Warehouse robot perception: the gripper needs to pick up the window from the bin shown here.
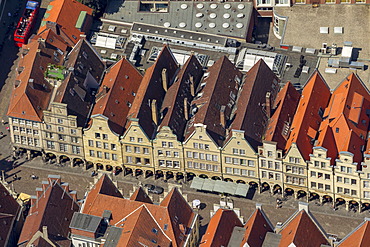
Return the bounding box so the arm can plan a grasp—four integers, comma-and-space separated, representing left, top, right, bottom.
59, 143, 67, 152
310, 171, 316, 177
364, 191, 370, 199
135, 147, 140, 153
194, 162, 200, 169
27, 137, 33, 146
127, 156, 133, 163
292, 166, 298, 174
364, 181, 370, 188
240, 159, 246, 165
97, 151, 102, 158
286, 176, 292, 183
226, 167, 232, 174
88, 140, 94, 147
162, 142, 167, 147
168, 142, 173, 148
351, 190, 357, 196
325, 185, 330, 191
199, 153, 205, 160
174, 161, 180, 168
261, 160, 266, 167
233, 158, 239, 165
126, 146, 132, 152
13, 126, 19, 131
295, 158, 300, 164
89, 150, 95, 157
268, 161, 273, 169
248, 160, 255, 167
318, 172, 323, 178
262, 171, 267, 178
233, 168, 240, 175
105, 152, 110, 159
102, 134, 108, 140
341, 166, 346, 172
112, 154, 117, 161
129, 137, 135, 142
193, 143, 198, 149
269, 172, 274, 179
240, 149, 245, 155
187, 161, 193, 168
193, 152, 199, 159
58, 127, 64, 132
14, 135, 20, 143
26, 120, 32, 126
47, 141, 55, 149
159, 160, 166, 167
205, 144, 209, 150
344, 178, 350, 184
21, 136, 26, 145
144, 148, 149, 154
57, 119, 63, 124
166, 151, 171, 157
71, 129, 77, 135
58, 134, 66, 141
136, 157, 141, 164
298, 168, 304, 174
321, 162, 326, 168
34, 139, 40, 147
248, 170, 255, 177
95, 133, 101, 139
187, 151, 192, 158
19, 120, 25, 124
299, 178, 304, 185
351, 179, 357, 185
72, 145, 81, 154
233, 148, 238, 154
325, 174, 330, 180
276, 173, 281, 180
318, 183, 323, 189
26, 128, 32, 134
314, 161, 319, 167
96, 141, 102, 148
289, 157, 294, 163
213, 165, 219, 172
344, 188, 350, 194
225, 157, 231, 163
111, 144, 116, 150
267, 151, 273, 157
71, 137, 78, 143
20, 127, 25, 133
275, 162, 280, 170
337, 187, 343, 193
13, 118, 18, 123
138, 138, 143, 143
212, 155, 218, 161
286, 165, 292, 172
347, 167, 353, 174
337, 176, 342, 182
311, 182, 317, 188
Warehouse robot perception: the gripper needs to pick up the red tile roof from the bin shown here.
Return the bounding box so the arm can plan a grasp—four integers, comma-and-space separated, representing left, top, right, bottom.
316, 73, 370, 164
91, 58, 143, 135
130, 186, 153, 204
184, 56, 241, 146
229, 59, 280, 149
83, 184, 196, 247
159, 55, 203, 141
126, 45, 179, 138
338, 219, 370, 247
278, 210, 328, 247
285, 71, 331, 160
241, 207, 274, 247
200, 208, 243, 247
7, 34, 67, 122
38, 0, 92, 45
265, 82, 300, 150
18, 176, 80, 247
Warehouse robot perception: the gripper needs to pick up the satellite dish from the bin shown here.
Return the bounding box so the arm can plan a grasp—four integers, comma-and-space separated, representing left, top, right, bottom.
210, 3, 217, 9
196, 3, 204, 9
164, 22, 171, 28
223, 13, 231, 19
209, 13, 217, 19
236, 23, 244, 29
196, 13, 204, 18
209, 23, 216, 28
195, 22, 202, 28
180, 4, 188, 9
238, 4, 245, 9
224, 3, 231, 9
222, 23, 230, 28
179, 22, 186, 28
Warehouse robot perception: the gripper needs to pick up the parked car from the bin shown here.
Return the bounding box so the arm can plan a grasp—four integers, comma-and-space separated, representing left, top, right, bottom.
144, 184, 164, 194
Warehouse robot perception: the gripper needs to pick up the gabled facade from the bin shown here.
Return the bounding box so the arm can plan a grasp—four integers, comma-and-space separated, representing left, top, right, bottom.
83, 58, 143, 171
222, 130, 258, 184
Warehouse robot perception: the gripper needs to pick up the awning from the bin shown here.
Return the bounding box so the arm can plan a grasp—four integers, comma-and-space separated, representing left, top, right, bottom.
201, 179, 215, 191
235, 183, 250, 196
190, 177, 204, 190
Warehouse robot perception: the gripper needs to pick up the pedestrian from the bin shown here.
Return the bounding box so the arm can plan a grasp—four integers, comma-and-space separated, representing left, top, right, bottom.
6, 127, 9, 131
1, 119, 4, 125
13, 174, 17, 180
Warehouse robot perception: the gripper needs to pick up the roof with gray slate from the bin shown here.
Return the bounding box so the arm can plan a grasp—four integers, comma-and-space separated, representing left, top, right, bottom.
69, 212, 102, 233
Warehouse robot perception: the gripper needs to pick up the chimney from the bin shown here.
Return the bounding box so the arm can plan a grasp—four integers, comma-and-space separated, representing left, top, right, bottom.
190, 75, 195, 97
256, 203, 263, 210
220, 105, 226, 128
70, 191, 77, 202
42, 226, 48, 239
36, 188, 43, 199
48, 175, 61, 185
61, 183, 70, 199
266, 92, 271, 118
298, 201, 309, 212
162, 68, 168, 92
184, 98, 189, 120
29, 79, 35, 89
30, 195, 37, 208
151, 99, 158, 125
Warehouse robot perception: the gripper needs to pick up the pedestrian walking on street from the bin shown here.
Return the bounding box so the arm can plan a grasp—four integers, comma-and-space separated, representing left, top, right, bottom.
1, 120, 4, 125
13, 174, 17, 180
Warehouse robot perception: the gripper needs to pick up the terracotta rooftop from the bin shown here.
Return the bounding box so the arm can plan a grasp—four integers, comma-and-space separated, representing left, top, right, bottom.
129, 186, 153, 204
229, 59, 280, 149
241, 206, 274, 247
0, 183, 21, 247
91, 58, 143, 135
337, 218, 370, 247
265, 82, 300, 150
158, 55, 203, 141
184, 56, 241, 147
126, 45, 179, 139
82, 177, 196, 247
199, 208, 243, 247
7, 34, 67, 122
18, 175, 79, 247
278, 206, 328, 247
53, 38, 105, 127
316, 73, 370, 165
38, 0, 92, 45
285, 71, 331, 160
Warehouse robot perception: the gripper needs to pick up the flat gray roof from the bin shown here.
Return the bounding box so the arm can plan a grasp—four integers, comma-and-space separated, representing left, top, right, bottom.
69, 212, 102, 233
261, 232, 281, 247
228, 226, 246, 247
104, 0, 253, 39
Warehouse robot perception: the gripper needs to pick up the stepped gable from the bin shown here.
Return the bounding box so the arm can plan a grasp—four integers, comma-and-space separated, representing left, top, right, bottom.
126, 45, 179, 138
230, 59, 280, 149
91, 58, 143, 135
285, 71, 331, 160
18, 175, 79, 247
265, 82, 300, 150
184, 56, 241, 147
159, 55, 203, 141
316, 73, 370, 164
241, 206, 274, 247
130, 186, 153, 204
200, 208, 243, 247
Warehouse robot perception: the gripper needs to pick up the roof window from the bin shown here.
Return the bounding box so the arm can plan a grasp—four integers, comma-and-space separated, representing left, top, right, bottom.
152, 228, 158, 234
